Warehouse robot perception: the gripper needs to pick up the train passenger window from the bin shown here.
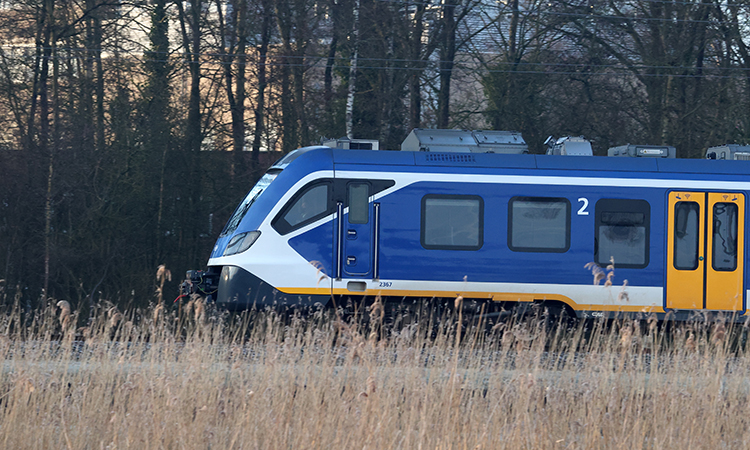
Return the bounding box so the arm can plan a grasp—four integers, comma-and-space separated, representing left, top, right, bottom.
595, 199, 650, 268
284, 185, 329, 227
348, 183, 369, 224
421, 195, 483, 250
673, 202, 700, 270
508, 197, 570, 252
272, 182, 332, 234
713, 202, 738, 271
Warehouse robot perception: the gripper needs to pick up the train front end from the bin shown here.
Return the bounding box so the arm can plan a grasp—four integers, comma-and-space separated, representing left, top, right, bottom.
183, 147, 335, 310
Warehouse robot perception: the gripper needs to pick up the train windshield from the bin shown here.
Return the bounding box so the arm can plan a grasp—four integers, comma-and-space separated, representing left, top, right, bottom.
220, 170, 279, 236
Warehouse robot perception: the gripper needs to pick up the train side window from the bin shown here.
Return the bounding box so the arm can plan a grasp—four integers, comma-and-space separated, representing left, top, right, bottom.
713, 202, 738, 271
595, 199, 650, 268
508, 197, 570, 252
421, 195, 483, 250
348, 183, 370, 224
272, 182, 332, 234
674, 202, 700, 270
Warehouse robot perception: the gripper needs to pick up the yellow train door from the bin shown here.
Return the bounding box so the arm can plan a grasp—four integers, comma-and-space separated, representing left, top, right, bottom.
666, 191, 745, 311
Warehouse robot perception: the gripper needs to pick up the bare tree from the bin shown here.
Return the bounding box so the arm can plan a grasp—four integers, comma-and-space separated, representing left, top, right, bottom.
216, 0, 250, 157
345, 0, 359, 138
435, 0, 486, 128
274, 0, 320, 150
251, 0, 273, 164
559, 0, 724, 154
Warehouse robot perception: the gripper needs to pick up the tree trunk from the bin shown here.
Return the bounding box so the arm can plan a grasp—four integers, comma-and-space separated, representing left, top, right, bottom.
40, 0, 54, 301
324, 0, 338, 137
186, 0, 202, 263
437, 0, 456, 128
346, 0, 360, 138
187, 0, 202, 155
292, 5, 309, 146
408, 1, 424, 130
228, 0, 248, 156
645, 0, 666, 144
276, 0, 297, 152
94, 5, 105, 154
217, 0, 248, 172
252, 0, 271, 164
234, 0, 247, 155
146, 0, 171, 255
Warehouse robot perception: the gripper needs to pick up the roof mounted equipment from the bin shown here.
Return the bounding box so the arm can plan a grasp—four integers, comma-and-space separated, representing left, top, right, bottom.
545, 136, 593, 156
706, 144, 750, 160
400, 129, 528, 154
608, 144, 676, 158
321, 136, 379, 150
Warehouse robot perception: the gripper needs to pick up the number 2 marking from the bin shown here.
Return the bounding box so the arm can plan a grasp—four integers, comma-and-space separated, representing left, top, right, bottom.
577, 198, 589, 215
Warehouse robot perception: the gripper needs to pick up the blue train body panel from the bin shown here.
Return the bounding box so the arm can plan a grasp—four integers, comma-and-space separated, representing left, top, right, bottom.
372, 181, 664, 287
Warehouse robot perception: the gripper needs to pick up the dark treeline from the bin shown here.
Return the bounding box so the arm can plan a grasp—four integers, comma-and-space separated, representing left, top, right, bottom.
1, 0, 750, 312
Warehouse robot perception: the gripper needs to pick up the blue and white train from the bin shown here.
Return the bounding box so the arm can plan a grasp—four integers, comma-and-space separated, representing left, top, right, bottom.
187, 141, 750, 321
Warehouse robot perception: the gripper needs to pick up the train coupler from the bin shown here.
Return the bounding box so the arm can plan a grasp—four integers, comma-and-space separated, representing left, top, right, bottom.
179, 267, 220, 303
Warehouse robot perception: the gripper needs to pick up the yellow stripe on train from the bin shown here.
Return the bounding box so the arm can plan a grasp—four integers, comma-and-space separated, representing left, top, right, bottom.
275, 287, 667, 314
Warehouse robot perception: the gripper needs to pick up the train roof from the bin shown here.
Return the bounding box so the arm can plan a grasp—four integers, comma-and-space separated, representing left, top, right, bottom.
328, 148, 750, 176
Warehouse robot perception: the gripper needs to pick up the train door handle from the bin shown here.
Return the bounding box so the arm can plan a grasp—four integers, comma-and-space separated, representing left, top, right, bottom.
347, 229, 357, 239
347, 256, 357, 265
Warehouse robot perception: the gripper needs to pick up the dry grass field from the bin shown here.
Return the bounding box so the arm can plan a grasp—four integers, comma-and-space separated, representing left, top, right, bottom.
2, 298, 750, 449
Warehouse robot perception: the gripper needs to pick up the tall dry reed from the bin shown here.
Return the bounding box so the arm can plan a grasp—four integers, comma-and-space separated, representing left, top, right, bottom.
0, 300, 749, 449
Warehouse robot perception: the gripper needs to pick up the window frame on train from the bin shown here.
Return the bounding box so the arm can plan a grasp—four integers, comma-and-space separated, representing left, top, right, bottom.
420, 194, 484, 251
272, 180, 334, 235
673, 201, 701, 271
347, 182, 370, 224
507, 196, 571, 253
595, 198, 650, 269
712, 201, 739, 272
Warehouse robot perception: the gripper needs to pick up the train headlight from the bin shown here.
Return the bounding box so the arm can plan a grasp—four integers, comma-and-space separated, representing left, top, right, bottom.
223, 230, 261, 256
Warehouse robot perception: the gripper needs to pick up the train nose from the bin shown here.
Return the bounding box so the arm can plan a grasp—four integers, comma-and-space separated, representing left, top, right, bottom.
216, 265, 332, 311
